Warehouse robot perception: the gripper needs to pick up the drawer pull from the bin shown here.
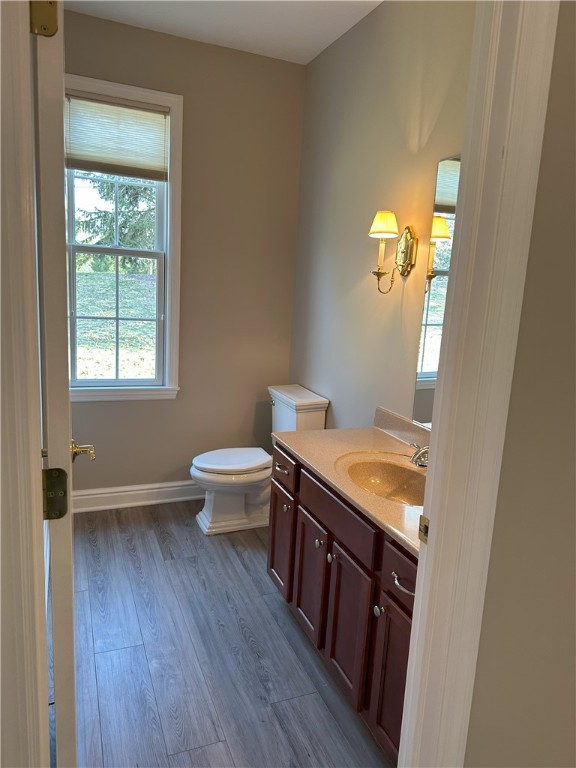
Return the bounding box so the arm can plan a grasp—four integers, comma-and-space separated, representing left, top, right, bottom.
327, 552, 337, 563
275, 462, 289, 475
282, 504, 290, 513
314, 538, 324, 549
392, 570, 415, 597
373, 605, 387, 618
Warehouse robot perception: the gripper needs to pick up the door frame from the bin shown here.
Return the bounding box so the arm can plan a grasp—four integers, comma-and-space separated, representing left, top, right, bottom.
1, 3, 50, 766
400, 2, 559, 765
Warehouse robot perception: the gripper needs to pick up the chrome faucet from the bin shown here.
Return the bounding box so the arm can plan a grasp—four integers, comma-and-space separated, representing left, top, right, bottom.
410, 443, 429, 467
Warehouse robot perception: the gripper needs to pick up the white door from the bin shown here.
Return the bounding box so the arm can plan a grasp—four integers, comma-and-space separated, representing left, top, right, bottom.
1, 3, 77, 766
34, 3, 78, 766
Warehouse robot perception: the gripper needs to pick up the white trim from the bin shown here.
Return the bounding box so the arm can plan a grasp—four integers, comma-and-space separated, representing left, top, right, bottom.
0, 4, 50, 764
71, 385, 180, 402
65, 74, 183, 395
72, 480, 204, 513
414, 377, 436, 391
400, 3, 560, 767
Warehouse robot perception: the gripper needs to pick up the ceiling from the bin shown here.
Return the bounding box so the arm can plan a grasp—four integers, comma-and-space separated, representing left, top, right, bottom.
64, 1, 382, 65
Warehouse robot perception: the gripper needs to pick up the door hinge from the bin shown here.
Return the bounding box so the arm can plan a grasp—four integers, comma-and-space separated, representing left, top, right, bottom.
42, 467, 68, 520
30, 1, 58, 37
419, 514, 429, 544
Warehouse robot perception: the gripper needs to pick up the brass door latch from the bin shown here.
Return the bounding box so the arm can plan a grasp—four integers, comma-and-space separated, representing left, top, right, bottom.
70, 439, 96, 462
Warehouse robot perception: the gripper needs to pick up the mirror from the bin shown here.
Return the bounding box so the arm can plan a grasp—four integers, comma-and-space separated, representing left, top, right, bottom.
413, 156, 461, 425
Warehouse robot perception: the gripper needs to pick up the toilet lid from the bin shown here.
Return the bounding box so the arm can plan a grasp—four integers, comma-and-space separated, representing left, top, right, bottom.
193, 447, 272, 475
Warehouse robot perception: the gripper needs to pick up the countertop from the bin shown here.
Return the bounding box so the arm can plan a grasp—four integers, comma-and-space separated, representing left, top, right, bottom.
273, 409, 430, 557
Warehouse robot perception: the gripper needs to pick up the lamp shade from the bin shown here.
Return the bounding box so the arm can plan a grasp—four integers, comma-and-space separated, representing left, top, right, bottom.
368, 210, 399, 239
430, 215, 450, 241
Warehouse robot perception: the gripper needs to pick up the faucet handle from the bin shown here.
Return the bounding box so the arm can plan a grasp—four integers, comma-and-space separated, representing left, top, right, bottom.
409, 443, 429, 467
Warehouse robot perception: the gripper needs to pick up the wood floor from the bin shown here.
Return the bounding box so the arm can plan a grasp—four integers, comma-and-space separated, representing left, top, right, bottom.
73, 502, 389, 768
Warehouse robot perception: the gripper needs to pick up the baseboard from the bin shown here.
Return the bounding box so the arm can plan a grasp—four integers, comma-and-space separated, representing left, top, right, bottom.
72, 480, 204, 513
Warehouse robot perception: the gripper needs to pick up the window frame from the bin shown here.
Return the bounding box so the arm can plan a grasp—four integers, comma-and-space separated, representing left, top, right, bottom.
65, 75, 182, 402
416, 209, 456, 385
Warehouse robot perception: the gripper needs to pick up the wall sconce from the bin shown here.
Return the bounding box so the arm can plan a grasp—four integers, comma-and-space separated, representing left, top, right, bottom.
368, 210, 418, 294
426, 215, 450, 292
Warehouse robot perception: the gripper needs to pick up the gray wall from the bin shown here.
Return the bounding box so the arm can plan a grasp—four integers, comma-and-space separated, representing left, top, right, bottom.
290, 1, 475, 427
412, 385, 434, 425
64, 12, 305, 490
465, 3, 576, 764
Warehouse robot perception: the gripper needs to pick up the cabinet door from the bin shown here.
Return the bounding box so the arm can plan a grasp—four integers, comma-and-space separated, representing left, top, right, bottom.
291, 506, 329, 647
366, 591, 412, 763
324, 541, 373, 710
267, 479, 296, 600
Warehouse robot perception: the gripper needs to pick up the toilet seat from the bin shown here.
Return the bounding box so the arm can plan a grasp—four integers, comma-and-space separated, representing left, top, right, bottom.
190, 464, 272, 489
193, 447, 272, 475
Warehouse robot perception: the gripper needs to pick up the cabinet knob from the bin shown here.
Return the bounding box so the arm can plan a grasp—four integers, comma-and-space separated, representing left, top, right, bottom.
314, 538, 324, 549
282, 504, 290, 512
327, 552, 337, 563
373, 605, 386, 617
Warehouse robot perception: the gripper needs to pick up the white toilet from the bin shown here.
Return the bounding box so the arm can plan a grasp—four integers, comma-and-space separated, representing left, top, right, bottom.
190, 384, 329, 535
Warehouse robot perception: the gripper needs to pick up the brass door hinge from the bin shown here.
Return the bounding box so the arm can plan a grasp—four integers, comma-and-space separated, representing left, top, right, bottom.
42, 467, 68, 520
419, 514, 429, 544
30, 1, 58, 37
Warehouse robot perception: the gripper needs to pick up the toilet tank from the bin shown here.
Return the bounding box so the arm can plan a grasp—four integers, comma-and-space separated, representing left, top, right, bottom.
268, 384, 329, 433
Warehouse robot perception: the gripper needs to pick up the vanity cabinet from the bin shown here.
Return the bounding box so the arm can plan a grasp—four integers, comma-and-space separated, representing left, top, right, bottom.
293, 469, 377, 710
267, 447, 418, 765
366, 592, 412, 758
267, 446, 299, 601
324, 540, 373, 710
292, 505, 329, 645
364, 535, 417, 762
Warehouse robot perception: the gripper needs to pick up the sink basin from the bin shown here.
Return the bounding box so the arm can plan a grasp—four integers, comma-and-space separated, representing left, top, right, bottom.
335, 452, 426, 506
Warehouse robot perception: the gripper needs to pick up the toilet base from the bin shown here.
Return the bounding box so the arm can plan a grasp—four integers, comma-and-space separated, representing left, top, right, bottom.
196, 488, 269, 536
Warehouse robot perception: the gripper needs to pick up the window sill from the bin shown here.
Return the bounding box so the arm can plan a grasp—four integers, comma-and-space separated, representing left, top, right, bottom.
70, 386, 179, 402
416, 377, 437, 390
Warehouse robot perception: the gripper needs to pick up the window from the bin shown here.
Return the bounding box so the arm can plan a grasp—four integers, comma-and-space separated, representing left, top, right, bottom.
416, 157, 460, 383
416, 211, 455, 380
65, 76, 182, 401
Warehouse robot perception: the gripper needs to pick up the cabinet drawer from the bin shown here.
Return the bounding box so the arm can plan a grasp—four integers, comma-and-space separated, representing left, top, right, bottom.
272, 445, 299, 494
380, 538, 417, 615
300, 470, 377, 570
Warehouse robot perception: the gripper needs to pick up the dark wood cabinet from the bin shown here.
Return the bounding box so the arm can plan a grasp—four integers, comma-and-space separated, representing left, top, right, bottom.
267, 445, 301, 600
266, 446, 418, 766
366, 592, 412, 762
267, 478, 296, 600
293, 470, 376, 709
291, 506, 329, 646
324, 541, 373, 710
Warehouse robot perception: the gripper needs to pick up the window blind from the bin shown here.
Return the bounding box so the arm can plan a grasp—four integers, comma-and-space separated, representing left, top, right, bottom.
434, 159, 460, 210
65, 96, 169, 181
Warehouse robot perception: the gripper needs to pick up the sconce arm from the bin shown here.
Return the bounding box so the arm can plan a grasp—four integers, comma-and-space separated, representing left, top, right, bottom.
372, 266, 397, 295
